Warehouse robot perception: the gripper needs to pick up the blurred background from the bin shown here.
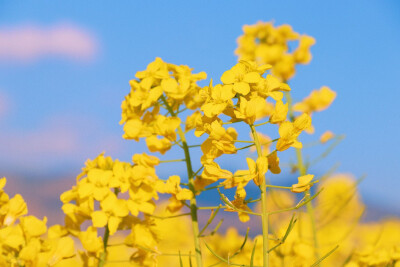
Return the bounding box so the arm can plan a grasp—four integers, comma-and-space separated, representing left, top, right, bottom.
0, 0, 399, 226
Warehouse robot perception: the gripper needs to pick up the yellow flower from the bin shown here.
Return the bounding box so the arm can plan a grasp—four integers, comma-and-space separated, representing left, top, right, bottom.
235, 21, 315, 81
0, 177, 6, 190
185, 110, 202, 131
3, 194, 28, 226
145, 135, 172, 154
200, 121, 237, 163
155, 175, 193, 204
291, 174, 315, 193
234, 96, 267, 125
19, 238, 41, 264
220, 61, 261, 95
201, 82, 235, 118
123, 119, 147, 141
225, 194, 252, 223
132, 153, 160, 168
153, 115, 181, 141
128, 79, 163, 111
254, 75, 291, 101
269, 100, 288, 124
127, 222, 158, 249
47, 225, 68, 239
293, 86, 336, 114
99, 193, 129, 235
91, 211, 108, 228
20, 215, 47, 237
247, 157, 269, 186
293, 35, 316, 64
276, 113, 311, 151
79, 226, 103, 253
272, 54, 296, 81
320, 130, 335, 143
267, 151, 281, 174
161, 78, 190, 100
46, 236, 75, 266
201, 162, 233, 182
250, 132, 272, 156
135, 57, 170, 89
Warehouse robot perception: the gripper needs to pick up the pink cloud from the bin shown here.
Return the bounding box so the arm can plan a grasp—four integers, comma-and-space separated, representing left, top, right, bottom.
0, 123, 79, 157
0, 114, 123, 171
0, 23, 98, 62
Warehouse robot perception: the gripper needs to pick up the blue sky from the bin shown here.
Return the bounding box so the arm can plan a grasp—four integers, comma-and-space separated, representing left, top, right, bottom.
0, 0, 399, 213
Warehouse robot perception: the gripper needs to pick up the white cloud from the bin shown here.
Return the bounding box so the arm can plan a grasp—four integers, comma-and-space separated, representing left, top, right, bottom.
0, 23, 98, 62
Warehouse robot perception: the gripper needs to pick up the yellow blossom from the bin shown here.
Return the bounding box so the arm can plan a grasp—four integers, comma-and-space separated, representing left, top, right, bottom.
267, 151, 281, 174
20, 215, 47, 237
234, 96, 267, 125
185, 110, 202, 131
79, 226, 103, 253
225, 194, 252, 223
3, 194, 28, 226
146, 135, 172, 154
293, 86, 336, 114
320, 130, 335, 143
291, 174, 315, 193
236, 21, 314, 80
132, 152, 160, 168
276, 113, 311, 151
46, 236, 75, 266
201, 162, 233, 182
220, 61, 261, 95
201, 82, 235, 118
269, 100, 288, 124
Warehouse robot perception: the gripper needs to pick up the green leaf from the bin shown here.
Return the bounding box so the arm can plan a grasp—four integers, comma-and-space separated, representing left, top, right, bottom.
310, 245, 339, 267
198, 206, 221, 237
179, 251, 184, 267
268, 214, 297, 253
250, 239, 258, 267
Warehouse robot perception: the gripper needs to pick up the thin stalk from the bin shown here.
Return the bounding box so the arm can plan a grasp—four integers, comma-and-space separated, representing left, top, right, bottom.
286, 91, 320, 263
159, 159, 186, 163
98, 188, 119, 267
236, 143, 256, 151
253, 121, 270, 127
177, 125, 203, 267
98, 226, 110, 267
149, 213, 191, 220
198, 206, 222, 210
161, 95, 203, 267
250, 124, 269, 267
266, 185, 292, 190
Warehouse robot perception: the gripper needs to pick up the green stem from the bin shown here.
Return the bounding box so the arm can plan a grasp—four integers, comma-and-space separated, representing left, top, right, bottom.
98, 226, 110, 267
250, 124, 269, 267
286, 91, 320, 263
178, 126, 203, 267
149, 213, 191, 220
266, 185, 292, 190
159, 159, 186, 163
253, 121, 270, 127
161, 95, 203, 267
98, 188, 119, 267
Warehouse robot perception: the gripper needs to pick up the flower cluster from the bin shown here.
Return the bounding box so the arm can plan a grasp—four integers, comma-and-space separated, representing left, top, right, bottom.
121, 57, 206, 154
3, 20, 395, 267
0, 177, 75, 266
190, 59, 315, 223
235, 21, 315, 80
59, 152, 166, 266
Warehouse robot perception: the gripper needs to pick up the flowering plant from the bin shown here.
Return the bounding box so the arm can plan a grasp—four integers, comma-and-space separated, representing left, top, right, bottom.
1, 21, 399, 267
